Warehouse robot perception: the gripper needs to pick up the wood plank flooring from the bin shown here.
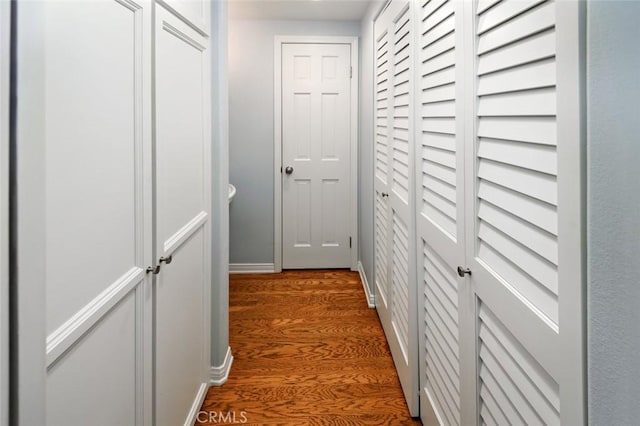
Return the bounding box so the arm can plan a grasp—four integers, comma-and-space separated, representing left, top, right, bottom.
197, 270, 422, 425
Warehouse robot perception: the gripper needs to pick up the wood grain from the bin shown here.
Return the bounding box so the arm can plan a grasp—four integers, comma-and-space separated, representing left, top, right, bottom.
197, 270, 422, 425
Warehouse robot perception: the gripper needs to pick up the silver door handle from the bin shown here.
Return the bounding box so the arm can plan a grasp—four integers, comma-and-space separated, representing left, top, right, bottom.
285, 166, 294, 175
159, 255, 172, 265
146, 265, 161, 275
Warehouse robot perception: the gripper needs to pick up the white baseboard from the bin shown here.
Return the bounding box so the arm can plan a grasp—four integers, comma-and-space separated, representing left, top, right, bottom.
357, 261, 375, 308
229, 263, 275, 274
184, 382, 209, 426
209, 346, 233, 386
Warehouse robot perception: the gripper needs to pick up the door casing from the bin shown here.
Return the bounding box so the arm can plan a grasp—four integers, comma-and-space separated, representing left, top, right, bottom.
274, 35, 359, 273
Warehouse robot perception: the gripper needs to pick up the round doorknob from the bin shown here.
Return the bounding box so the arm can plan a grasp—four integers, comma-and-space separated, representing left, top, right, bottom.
285, 166, 294, 175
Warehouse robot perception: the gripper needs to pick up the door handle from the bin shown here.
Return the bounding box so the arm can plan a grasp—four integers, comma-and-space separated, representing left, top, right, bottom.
457, 266, 471, 277
285, 166, 294, 175
146, 255, 173, 275
146, 265, 161, 275
381, 192, 389, 198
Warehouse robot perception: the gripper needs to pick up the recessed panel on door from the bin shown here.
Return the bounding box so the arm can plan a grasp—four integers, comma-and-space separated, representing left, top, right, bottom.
47, 294, 138, 426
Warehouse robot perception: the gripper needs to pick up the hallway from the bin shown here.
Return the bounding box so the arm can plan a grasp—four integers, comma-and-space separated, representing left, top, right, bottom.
198, 270, 421, 425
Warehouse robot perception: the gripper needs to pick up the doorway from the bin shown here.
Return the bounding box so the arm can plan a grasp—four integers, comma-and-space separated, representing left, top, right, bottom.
274, 36, 359, 271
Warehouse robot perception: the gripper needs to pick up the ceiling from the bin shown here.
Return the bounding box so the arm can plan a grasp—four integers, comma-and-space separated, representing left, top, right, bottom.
228, 0, 379, 21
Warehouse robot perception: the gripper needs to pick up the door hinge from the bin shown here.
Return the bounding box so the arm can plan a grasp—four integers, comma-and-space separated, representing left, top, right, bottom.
350, 66, 353, 79
349, 237, 352, 248
280, 166, 283, 173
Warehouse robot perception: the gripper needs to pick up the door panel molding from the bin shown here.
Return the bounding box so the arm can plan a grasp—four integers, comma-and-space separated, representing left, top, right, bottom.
156, 0, 209, 37
274, 35, 359, 272
46, 267, 145, 367
162, 211, 208, 256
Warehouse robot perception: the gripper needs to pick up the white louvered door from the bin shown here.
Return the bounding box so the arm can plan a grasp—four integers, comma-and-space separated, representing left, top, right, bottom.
415, 0, 472, 424
374, 0, 419, 416
374, 17, 391, 326
410, 0, 585, 424
463, 1, 584, 425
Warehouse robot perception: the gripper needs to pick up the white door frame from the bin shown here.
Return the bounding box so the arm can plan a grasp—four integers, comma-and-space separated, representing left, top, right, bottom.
0, 2, 11, 425
274, 35, 359, 273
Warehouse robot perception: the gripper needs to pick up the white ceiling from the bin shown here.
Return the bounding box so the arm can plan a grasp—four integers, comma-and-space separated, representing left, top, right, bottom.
228, 0, 379, 21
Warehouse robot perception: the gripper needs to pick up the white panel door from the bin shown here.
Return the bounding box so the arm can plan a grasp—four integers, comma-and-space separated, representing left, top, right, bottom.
465, 1, 584, 424
42, 1, 153, 425
415, 1, 472, 424
374, 0, 419, 416
154, 5, 211, 426
281, 43, 352, 269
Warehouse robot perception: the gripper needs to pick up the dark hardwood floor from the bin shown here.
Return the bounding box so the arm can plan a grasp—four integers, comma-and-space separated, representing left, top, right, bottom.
197, 270, 422, 425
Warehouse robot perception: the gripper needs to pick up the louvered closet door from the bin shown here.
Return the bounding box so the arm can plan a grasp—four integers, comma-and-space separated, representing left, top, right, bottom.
415, 0, 473, 424
464, 1, 584, 424
374, 16, 391, 328
374, 0, 419, 416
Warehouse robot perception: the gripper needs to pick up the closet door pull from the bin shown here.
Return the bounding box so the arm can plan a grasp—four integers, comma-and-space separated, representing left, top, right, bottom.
457, 266, 471, 277
381, 192, 389, 198
159, 255, 173, 265
146, 265, 161, 275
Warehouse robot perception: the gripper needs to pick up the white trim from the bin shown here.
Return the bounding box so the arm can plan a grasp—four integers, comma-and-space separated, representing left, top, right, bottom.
273, 35, 359, 273
0, 3, 10, 424
183, 382, 210, 426
357, 261, 375, 308
46, 267, 146, 367
155, 0, 210, 38
15, 2, 47, 422
209, 346, 233, 386
162, 210, 207, 255
229, 263, 275, 274
556, 2, 587, 424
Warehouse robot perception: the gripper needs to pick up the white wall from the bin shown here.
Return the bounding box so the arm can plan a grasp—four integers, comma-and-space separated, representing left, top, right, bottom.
228, 19, 361, 265
587, 1, 640, 424
358, 1, 383, 296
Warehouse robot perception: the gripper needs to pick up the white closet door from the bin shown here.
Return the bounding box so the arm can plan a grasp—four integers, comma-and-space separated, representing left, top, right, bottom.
374, 17, 392, 336
374, 0, 419, 415
154, 5, 211, 426
42, 1, 153, 425
374, 12, 392, 340
415, 0, 474, 424
465, 1, 584, 424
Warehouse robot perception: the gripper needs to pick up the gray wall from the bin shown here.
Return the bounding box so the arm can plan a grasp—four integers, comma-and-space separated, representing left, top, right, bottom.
358, 2, 382, 294
587, 2, 640, 424
228, 19, 361, 264
211, 0, 230, 367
